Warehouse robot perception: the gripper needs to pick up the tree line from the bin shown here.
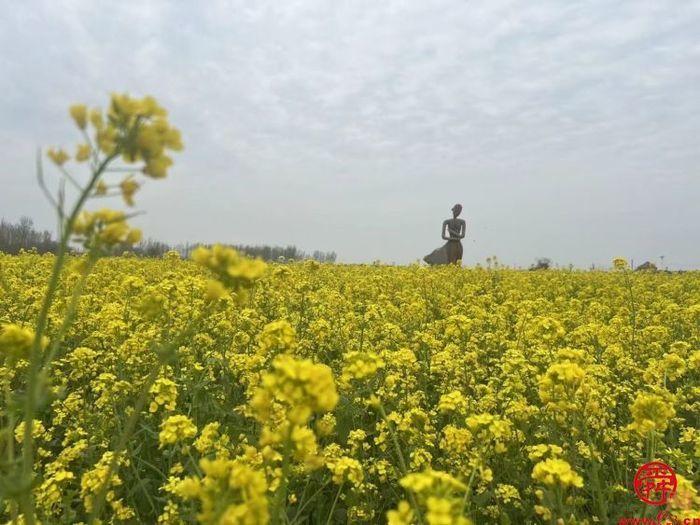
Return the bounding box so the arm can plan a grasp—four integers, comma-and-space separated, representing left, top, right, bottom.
0, 217, 337, 263
0, 217, 58, 254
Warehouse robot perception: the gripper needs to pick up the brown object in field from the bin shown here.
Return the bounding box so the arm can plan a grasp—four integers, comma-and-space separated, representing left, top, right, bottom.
635, 261, 658, 271
424, 204, 466, 266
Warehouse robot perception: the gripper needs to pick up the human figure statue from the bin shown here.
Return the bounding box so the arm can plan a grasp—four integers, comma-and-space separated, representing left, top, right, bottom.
423, 204, 465, 265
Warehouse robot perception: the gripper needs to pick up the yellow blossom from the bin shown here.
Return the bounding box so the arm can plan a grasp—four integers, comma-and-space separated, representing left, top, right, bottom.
159, 415, 197, 447
69, 104, 88, 129
119, 176, 140, 206
76, 143, 91, 162
47, 147, 70, 166
532, 458, 583, 488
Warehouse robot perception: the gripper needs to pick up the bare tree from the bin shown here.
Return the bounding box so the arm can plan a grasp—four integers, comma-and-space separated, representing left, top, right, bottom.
0, 217, 58, 254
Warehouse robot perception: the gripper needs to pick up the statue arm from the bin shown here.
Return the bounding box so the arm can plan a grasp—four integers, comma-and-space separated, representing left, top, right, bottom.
441, 220, 449, 240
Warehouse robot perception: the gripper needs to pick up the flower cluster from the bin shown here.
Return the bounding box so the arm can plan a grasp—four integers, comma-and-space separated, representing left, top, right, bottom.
73, 208, 142, 248
159, 415, 198, 448
191, 244, 268, 301
150, 377, 178, 413
176, 458, 269, 524
531, 458, 584, 488
389, 470, 472, 525
63, 94, 182, 178
0, 323, 47, 361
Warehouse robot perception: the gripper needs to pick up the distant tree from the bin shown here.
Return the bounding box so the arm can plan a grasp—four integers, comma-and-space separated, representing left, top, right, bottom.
171, 242, 336, 263
133, 238, 173, 258
1, 216, 337, 262
311, 250, 337, 263
0, 217, 58, 254
635, 261, 658, 272
529, 257, 552, 270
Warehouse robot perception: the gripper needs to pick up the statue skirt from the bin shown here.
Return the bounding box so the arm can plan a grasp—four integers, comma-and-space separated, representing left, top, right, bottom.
423, 240, 462, 265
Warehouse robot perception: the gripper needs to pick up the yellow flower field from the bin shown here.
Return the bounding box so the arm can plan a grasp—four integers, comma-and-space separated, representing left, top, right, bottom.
1, 254, 699, 524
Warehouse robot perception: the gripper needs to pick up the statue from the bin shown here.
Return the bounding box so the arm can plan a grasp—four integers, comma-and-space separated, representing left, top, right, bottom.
423, 204, 465, 265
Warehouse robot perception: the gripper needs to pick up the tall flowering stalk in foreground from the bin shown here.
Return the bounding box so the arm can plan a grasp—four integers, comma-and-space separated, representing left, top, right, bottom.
7, 94, 182, 524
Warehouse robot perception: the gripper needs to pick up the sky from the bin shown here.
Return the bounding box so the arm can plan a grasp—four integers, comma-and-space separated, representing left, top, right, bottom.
1, 0, 699, 268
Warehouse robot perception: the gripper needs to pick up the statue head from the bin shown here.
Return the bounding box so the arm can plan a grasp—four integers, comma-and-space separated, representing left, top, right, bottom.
452, 203, 462, 218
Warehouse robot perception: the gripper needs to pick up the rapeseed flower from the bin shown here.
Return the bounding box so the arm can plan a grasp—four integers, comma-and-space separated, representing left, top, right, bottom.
0, 323, 47, 361
531, 458, 583, 488
628, 389, 676, 435
159, 415, 197, 447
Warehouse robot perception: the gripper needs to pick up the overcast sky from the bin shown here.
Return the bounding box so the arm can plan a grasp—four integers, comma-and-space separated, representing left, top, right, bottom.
2, 1, 699, 268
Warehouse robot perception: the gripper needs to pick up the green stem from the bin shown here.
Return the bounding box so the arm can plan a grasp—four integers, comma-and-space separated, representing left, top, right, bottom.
128, 453, 157, 517
5, 373, 19, 525
324, 483, 343, 525
623, 271, 637, 353
87, 363, 162, 524
186, 448, 203, 477
576, 414, 608, 524
377, 403, 425, 525
555, 487, 564, 523
460, 466, 478, 514
291, 479, 331, 525
272, 426, 294, 525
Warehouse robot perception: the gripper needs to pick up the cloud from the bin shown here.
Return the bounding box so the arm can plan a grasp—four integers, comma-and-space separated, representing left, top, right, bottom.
1, 0, 699, 267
